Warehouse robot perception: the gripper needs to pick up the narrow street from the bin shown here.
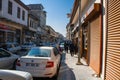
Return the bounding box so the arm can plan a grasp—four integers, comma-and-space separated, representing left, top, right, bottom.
0, 0, 120, 80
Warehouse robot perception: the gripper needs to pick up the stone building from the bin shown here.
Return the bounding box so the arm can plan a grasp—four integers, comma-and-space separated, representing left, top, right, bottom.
27, 4, 47, 43
0, 0, 29, 44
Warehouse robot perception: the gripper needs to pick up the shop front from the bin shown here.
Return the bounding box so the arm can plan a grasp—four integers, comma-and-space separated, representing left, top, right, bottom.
0, 23, 15, 43
0, 19, 23, 44
24, 29, 37, 43
81, 3, 102, 76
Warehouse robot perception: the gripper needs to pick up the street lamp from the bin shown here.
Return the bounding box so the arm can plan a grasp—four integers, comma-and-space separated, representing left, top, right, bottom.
76, 0, 82, 65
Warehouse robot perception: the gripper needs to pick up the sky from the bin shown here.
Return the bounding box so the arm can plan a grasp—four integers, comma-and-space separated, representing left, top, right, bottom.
21, 0, 74, 37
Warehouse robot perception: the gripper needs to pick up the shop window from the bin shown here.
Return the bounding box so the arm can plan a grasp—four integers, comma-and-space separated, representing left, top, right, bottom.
83, 29, 88, 49
22, 10, 25, 20
0, 0, 2, 11
17, 7, 21, 19
0, 31, 5, 43
7, 32, 14, 42
8, 1, 12, 15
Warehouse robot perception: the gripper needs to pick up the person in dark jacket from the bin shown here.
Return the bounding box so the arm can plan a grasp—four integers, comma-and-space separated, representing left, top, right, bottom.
64, 41, 68, 53
70, 43, 75, 56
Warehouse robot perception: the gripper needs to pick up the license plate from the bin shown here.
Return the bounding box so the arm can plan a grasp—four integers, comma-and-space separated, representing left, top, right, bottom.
26, 63, 39, 67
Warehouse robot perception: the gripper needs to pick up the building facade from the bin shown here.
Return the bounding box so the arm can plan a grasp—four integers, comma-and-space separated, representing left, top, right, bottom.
0, 0, 29, 44
23, 10, 39, 43
66, 23, 73, 40
67, 0, 120, 80
27, 4, 47, 43
69, 0, 102, 77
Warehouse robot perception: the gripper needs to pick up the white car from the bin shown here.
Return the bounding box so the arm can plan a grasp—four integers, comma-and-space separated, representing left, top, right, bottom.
0, 48, 19, 69
16, 46, 61, 78
0, 70, 33, 80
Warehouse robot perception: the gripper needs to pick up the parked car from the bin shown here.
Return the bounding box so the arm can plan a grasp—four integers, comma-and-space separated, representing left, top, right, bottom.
16, 46, 61, 78
0, 42, 21, 53
0, 48, 19, 69
21, 42, 36, 50
13, 43, 21, 52
0, 69, 33, 80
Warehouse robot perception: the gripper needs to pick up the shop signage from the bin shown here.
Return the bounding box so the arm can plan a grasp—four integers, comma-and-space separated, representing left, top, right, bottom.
0, 23, 9, 30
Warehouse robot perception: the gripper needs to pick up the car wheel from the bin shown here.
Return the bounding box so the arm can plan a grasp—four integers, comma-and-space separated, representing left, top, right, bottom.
12, 59, 17, 70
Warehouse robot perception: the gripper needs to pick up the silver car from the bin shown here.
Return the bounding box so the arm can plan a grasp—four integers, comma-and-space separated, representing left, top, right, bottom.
0, 70, 33, 80
0, 48, 19, 69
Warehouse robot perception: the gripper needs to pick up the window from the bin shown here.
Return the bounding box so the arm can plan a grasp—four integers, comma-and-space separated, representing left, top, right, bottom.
0, 49, 11, 58
54, 48, 59, 56
8, 1, 12, 15
22, 10, 25, 20
0, 0, 2, 11
17, 7, 20, 18
28, 48, 51, 57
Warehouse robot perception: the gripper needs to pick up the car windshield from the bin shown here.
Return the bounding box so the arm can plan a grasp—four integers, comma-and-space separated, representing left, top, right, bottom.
27, 48, 51, 57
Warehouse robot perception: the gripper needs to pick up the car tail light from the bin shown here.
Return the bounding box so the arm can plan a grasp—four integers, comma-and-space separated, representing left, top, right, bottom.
16, 59, 21, 66
46, 61, 54, 68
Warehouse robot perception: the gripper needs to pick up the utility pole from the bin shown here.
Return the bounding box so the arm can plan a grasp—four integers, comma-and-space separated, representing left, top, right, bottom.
76, 0, 82, 65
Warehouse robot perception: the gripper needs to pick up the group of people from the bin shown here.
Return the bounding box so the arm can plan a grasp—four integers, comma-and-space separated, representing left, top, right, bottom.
64, 41, 77, 56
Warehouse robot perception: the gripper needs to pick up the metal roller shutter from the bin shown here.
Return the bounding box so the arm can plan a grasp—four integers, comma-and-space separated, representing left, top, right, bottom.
90, 14, 101, 75
105, 0, 120, 80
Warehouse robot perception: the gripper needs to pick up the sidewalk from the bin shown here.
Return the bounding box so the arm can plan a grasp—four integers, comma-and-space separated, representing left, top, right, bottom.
58, 52, 102, 80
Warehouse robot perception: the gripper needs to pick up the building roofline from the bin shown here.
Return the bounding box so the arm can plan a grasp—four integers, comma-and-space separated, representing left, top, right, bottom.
14, 0, 29, 10
69, 0, 79, 24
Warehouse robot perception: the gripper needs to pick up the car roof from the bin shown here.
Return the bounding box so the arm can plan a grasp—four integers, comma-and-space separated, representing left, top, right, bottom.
0, 69, 31, 78
32, 46, 54, 50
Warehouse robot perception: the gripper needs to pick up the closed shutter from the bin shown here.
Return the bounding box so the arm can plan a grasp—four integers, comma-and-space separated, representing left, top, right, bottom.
105, 0, 120, 80
90, 14, 101, 75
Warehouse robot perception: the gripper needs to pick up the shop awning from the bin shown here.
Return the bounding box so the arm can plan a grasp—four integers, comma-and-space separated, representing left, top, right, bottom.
81, 3, 101, 23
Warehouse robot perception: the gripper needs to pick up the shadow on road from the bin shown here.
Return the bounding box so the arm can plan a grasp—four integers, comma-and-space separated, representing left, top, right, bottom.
57, 53, 76, 80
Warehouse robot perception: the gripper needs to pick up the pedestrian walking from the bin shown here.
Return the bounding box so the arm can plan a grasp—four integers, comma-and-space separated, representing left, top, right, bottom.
64, 41, 68, 53
70, 43, 75, 56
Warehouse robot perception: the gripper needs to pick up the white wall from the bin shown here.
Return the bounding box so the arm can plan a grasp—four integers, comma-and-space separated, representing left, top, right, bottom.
0, 0, 28, 26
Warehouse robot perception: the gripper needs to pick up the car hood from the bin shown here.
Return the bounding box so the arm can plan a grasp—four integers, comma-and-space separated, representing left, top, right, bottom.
0, 70, 32, 80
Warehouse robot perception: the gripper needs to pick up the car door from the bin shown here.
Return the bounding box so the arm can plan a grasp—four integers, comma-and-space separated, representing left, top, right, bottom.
0, 49, 12, 69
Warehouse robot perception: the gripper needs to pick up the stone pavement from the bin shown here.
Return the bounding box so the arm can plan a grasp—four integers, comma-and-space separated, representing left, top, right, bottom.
58, 52, 102, 80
